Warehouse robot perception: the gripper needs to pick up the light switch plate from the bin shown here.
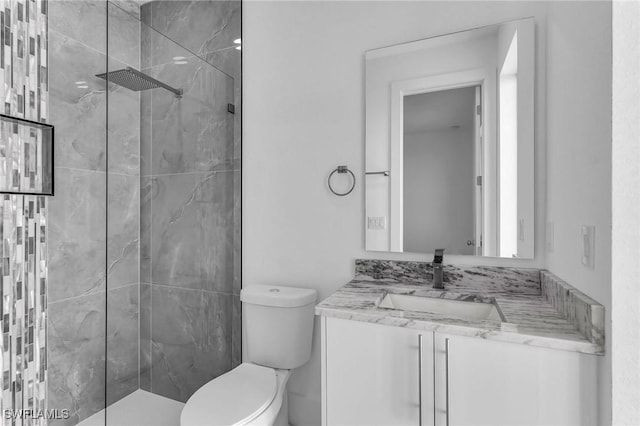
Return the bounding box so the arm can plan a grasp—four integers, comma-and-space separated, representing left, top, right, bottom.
367, 216, 386, 230
546, 222, 554, 253
581, 225, 595, 268
518, 219, 525, 242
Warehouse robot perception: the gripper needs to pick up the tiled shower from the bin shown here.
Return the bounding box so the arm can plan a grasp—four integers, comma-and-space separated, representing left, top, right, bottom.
0, 1, 240, 424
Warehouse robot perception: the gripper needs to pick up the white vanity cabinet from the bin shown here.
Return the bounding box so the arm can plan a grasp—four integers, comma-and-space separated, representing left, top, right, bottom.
433, 333, 599, 426
321, 316, 430, 425
321, 317, 599, 426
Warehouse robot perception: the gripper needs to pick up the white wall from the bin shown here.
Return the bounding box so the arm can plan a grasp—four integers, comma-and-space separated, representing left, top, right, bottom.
612, 1, 640, 424
543, 2, 611, 425
244, 2, 611, 424
404, 127, 475, 254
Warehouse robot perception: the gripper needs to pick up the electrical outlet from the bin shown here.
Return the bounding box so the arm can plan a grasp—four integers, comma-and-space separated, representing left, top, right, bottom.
546, 222, 554, 253
581, 225, 595, 268
367, 216, 386, 230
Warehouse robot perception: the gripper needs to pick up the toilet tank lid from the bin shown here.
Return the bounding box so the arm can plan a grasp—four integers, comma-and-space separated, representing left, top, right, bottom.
241, 285, 317, 308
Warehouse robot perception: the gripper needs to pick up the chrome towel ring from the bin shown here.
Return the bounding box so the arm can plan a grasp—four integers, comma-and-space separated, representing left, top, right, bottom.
328, 165, 356, 196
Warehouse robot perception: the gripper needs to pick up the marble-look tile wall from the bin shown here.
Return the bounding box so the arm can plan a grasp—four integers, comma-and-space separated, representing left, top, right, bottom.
139, 0, 240, 403
48, 1, 140, 424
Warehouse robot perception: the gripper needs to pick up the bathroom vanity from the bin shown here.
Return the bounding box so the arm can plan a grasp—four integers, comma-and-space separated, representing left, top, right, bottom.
317, 260, 604, 426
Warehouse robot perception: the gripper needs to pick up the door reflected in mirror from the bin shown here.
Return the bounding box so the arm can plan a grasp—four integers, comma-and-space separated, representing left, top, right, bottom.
403, 86, 479, 256
365, 18, 534, 258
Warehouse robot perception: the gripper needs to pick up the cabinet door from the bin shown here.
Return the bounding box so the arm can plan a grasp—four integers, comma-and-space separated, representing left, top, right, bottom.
322, 317, 434, 426
434, 333, 598, 426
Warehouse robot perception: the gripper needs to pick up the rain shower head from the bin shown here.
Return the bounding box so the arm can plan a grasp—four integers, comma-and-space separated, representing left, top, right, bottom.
95, 67, 183, 98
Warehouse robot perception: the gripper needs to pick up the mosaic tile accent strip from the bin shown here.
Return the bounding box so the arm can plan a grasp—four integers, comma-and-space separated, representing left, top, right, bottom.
0, 116, 53, 195
0, 0, 50, 196
0, 195, 47, 425
0, 0, 49, 424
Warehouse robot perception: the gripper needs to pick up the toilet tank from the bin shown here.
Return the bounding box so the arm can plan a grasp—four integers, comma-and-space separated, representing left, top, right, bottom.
241, 285, 317, 370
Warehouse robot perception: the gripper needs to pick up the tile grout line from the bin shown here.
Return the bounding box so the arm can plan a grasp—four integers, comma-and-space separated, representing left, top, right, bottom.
137, 40, 142, 391
54, 165, 141, 178
141, 168, 239, 178
135, 6, 143, 392
144, 282, 238, 297
149, 64, 154, 394
49, 282, 139, 305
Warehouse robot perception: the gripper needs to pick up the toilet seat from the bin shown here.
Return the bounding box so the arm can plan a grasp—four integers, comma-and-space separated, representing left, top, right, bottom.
180, 363, 277, 426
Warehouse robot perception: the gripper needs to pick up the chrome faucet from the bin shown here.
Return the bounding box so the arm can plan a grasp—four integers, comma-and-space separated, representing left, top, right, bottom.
432, 248, 445, 289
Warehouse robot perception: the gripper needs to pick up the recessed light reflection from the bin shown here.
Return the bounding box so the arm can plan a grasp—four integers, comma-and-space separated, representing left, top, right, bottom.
172, 56, 186, 61
233, 38, 241, 44
77, 85, 89, 89
174, 60, 188, 65
75, 81, 86, 85
235, 45, 241, 51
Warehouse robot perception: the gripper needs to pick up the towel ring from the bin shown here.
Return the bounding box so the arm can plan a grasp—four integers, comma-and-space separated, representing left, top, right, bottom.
328, 165, 356, 196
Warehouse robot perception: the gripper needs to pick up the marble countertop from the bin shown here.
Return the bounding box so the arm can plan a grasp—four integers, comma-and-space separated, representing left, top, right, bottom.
315, 260, 604, 355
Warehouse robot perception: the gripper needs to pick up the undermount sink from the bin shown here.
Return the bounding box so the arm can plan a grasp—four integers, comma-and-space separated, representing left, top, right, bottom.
378, 293, 505, 322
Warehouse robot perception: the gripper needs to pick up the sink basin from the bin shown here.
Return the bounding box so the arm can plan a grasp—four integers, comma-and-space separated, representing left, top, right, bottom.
378, 293, 504, 322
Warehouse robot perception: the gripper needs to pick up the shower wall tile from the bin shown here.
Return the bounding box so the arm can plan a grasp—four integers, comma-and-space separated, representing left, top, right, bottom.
106, 284, 139, 405
140, 0, 241, 407
49, 1, 106, 55
107, 173, 140, 289
233, 170, 241, 295
204, 47, 240, 79
49, 1, 140, 68
139, 283, 152, 392
107, 87, 140, 176
150, 286, 233, 402
49, 31, 107, 172
145, 57, 235, 174
0, 0, 50, 383
140, 176, 152, 284
139, 18, 191, 70
48, 294, 106, 426
149, 172, 234, 292
49, 168, 106, 303
49, 31, 139, 174
232, 295, 241, 368
110, 0, 141, 20
107, 1, 140, 68
233, 81, 241, 162
0, 195, 48, 425
140, 90, 152, 176
141, 0, 240, 58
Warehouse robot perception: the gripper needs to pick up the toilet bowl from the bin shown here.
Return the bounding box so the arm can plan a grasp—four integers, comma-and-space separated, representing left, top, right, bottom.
180, 363, 291, 426
180, 284, 317, 426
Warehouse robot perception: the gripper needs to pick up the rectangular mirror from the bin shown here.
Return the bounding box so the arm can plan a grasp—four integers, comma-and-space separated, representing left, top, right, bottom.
365, 18, 534, 258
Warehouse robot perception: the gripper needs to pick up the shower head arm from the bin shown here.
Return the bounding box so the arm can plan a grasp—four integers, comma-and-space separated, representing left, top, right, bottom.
125, 67, 183, 98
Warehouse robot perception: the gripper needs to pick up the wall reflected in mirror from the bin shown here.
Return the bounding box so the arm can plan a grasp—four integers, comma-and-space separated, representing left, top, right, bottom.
365, 18, 535, 259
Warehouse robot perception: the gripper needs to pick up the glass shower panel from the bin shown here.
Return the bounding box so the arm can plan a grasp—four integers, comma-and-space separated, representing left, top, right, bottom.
104, 1, 142, 410
105, 1, 238, 422
47, 0, 108, 424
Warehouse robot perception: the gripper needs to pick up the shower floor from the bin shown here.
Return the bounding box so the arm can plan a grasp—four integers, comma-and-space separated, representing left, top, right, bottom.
77, 390, 184, 426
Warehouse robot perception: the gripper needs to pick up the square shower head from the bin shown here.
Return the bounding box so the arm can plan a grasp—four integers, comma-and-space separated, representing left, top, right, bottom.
95, 67, 183, 97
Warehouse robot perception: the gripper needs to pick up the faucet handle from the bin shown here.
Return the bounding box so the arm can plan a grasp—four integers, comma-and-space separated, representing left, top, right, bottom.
433, 248, 445, 265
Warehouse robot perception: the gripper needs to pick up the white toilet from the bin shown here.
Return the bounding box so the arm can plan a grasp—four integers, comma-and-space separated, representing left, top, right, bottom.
180, 284, 317, 426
